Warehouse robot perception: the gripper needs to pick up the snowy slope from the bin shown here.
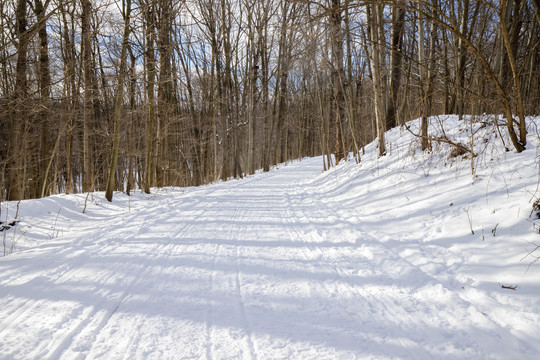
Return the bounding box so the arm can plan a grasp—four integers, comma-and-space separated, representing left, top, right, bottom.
1, 115, 539, 359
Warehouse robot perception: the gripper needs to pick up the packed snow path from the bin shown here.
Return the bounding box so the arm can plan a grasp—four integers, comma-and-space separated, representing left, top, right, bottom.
1, 156, 539, 359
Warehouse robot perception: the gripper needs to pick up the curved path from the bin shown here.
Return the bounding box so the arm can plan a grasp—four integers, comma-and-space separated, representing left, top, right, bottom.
0, 158, 536, 359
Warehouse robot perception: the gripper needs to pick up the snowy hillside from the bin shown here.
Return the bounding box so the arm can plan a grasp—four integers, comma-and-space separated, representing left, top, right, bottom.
1, 115, 540, 359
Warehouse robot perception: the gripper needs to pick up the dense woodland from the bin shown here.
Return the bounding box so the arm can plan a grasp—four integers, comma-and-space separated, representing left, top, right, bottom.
0, 0, 539, 201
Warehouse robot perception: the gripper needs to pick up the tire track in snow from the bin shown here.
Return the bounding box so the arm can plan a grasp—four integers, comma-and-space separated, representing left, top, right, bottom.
65, 202, 201, 360
279, 190, 387, 357
204, 194, 257, 360
0, 255, 136, 359
292, 193, 440, 357
13, 198, 183, 359
203, 203, 237, 360
204, 241, 219, 360
0, 208, 149, 354
286, 179, 526, 358
281, 181, 431, 359
43, 221, 167, 359
88, 203, 203, 360
232, 207, 257, 360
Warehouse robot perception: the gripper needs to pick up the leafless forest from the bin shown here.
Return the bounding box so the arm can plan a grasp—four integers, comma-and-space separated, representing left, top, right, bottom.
1, 0, 539, 201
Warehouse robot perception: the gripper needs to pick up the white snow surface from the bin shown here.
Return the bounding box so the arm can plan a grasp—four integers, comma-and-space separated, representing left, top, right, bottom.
1, 115, 540, 359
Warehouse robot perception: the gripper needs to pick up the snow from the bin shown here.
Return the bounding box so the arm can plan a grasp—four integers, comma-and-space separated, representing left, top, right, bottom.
1, 115, 540, 359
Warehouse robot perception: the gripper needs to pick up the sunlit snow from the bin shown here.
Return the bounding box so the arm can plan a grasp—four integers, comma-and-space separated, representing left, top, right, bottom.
1, 115, 539, 359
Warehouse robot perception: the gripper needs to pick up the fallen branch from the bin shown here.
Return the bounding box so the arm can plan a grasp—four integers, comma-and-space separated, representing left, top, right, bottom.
404, 123, 475, 157
0, 220, 18, 232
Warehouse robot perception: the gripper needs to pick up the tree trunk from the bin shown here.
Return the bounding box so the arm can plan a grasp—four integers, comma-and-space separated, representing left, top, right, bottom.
156, 0, 173, 187
368, 3, 387, 156
81, 0, 95, 193
331, 0, 346, 163
456, 0, 470, 120
499, 0, 527, 147
7, 0, 29, 200
34, 0, 51, 198
344, 0, 360, 162
59, 1, 77, 194
144, 0, 156, 193
105, 0, 131, 202
126, 47, 136, 195
274, 2, 291, 165
418, 5, 430, 151
386, 2, 405, 129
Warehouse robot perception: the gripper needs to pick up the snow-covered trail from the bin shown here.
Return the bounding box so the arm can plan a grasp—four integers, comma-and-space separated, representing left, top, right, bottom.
0, 155, 538, 359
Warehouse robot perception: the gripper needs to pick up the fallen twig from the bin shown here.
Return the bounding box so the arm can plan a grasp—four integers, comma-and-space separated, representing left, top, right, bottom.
491, 223, 498, 236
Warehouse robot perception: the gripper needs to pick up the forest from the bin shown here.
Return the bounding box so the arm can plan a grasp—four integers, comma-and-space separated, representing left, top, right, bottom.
1, 0, 539, 201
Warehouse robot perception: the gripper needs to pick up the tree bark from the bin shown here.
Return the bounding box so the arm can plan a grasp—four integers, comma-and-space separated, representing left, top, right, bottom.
499, 0, 527, 147
456, 0, 470, 120
330, 0, 346, 163
368, 2, 387, 156
105, 0, 131, 202
156, 0, 174, 187
417, 3, 430, 151
7, 0, 30, 200
144, 0, 156, 193
81, 0, 95, 193
386, 2, 405, 129
31, 0, 51, 198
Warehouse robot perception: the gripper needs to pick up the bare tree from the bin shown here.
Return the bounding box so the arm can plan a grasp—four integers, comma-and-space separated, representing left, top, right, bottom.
106, 0, 132, 202
330, 0, 346, 163
81, 0, 95, 192
386, 1, 405, 129
367, 2, 387, 156
143, 0, 157, 193
1, 0, 539, 200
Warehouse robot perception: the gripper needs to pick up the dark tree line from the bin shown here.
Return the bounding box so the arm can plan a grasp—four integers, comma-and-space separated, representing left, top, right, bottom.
1, 0, 539, 201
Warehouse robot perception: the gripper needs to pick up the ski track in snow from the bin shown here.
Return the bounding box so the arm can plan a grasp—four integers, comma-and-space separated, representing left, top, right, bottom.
1, 116, 540, 359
